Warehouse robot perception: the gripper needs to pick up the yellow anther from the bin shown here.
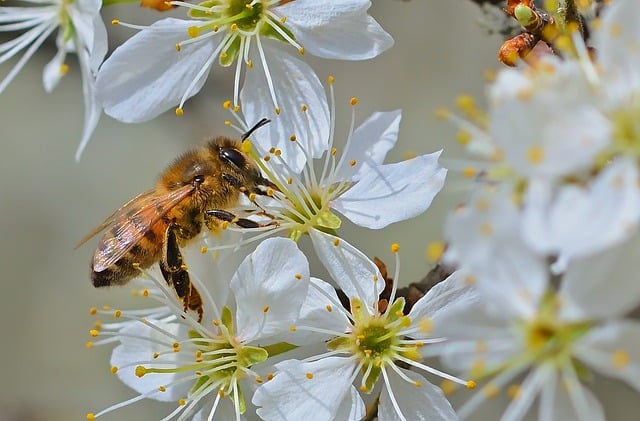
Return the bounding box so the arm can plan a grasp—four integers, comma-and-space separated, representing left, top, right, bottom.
159, 385, 167, 392
306, 372, 314, 379
326, 305, 333, 312
328, 75, 335, 84
135, 366, 147, 377
187, 26, 200, 38
175, 43, 181, 52
256, 376, 263, 383
333, 239, 340, 246
400, 316, 412, 328
301, 104, 308, 112
223, 100, 232, 109
110, 366, 118, 374
440, 379, 457, 396
86, 341, 94, 348
230, 23, 238, 31
289, 326, 297, 332
220, 52, 228, 59
435, 108, 451, 119
200, 246, 208, 254
59, 64, 69, 75
299, 47, 305, 55
349, 159, 357, 167
102, 305, 111, 311
350, 97, 358, 106
280, 16, 287, 23
89, 307, 98, 315
414, 381, 423, 387
264, 155, 271, 162
153, 352, 160, 359
426, 241, 445, 262
462, 166, 476, 178
172, 342, 180, 348
132, 262, 140, 269
483, 383, 499, 398
89, 329, 99, 337
287, 176, 293, 184
364, 349, 372, 356
395, 310, 404, 317
612, 350, 630, 368
456, 94, 476, 112
93, 321, 102, 330
467, 380, 477, 390
263, 305, 270, 313
87, 413, 96, 420
479, 222, 493, 236
180, 264, 188, 271
359, 385, 368, 392
175, 107, 185, 117
457, 129, 472, 145
218, 389, 225, 397
178, 399, 186, 406
245, 3, 253, 9
391, 243, 400, 253
213, 319, 220, 326
195, 370, 202, 376
508, 384, 521, 400
294, 273, 302, 280
373, 274, 379, 282
267, 372, 274, 380
527, 146, 544, 165
275, 107, 281, 115
274, 149, 282, 157
111, 19, 119, 25
418, 318, 433, 333
247, 60, 253, 68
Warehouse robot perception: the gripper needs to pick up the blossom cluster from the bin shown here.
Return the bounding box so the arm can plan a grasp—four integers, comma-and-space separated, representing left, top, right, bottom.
5, 0, 640, 419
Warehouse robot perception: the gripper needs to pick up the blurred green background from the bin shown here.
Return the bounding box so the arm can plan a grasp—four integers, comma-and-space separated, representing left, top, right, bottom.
1, 1, 639, 420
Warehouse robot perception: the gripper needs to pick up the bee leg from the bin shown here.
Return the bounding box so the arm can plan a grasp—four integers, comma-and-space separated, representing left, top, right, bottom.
206, 209, 278, 229
159, 224, 203, 322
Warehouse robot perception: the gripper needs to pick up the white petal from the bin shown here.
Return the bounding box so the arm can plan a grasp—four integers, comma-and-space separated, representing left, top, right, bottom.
333, 151, 446, 229
523, 158, 640, 269
88, 14, 108, 72
592, 0, 640, 97
559, 229, 640, 321
96, 18, 218, 123
408, 270, 478, 333
253, 357, 357, 421
278, 0, 393, 59
231, 238, 310, 342
334, 385, 366, 421
42, 44, 66, 92
336, 110, 401, 181
309, 230, 383, 311
444, 187, 547, 319
68, 0, 102, 52
378, 368, 457, 421
434, 300, 521, 373
110, 321, 190, 402
574, 320, 640, 392
241, 45, 329, 173
75, 42, 102, 160
501, 365, 551, 421
279, 277, 351, 345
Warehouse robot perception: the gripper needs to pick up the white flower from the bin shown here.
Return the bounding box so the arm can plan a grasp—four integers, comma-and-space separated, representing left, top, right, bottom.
438, 195, 640, 420
1, 0, 107, 159
95, 0, 393, 122
219, 80, 447, 266
253, 240, 476, 421
86, 237, 317, 421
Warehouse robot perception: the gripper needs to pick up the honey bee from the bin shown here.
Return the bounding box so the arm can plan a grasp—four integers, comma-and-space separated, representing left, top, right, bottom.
78, 119, 276, 322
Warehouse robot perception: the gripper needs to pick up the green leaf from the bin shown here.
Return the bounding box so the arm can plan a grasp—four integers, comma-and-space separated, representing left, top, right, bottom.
221, 306, 235, 335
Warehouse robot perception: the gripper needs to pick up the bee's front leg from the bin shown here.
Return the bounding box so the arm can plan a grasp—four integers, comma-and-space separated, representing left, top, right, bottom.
159, 224, 203, 322
205, 209, 279, 229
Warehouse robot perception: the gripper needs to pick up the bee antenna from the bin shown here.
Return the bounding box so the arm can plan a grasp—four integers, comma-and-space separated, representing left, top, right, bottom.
241, 118, 271, 141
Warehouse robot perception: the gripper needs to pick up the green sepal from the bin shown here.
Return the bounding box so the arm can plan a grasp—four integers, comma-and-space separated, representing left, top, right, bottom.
190, 374, 212, 395
221, 306, 235, 335
219, 36, 241, 67
350, 297, 367, 323
263, 342, 298, 357
189, 1, 224, 19
233, 384, 247, 414
327, 336, 351, 352
316, 210, 342, 230
362, 364, 381, 393
239, 346, 268, 366
385, 298, 406, 322
260, 17, 296, 44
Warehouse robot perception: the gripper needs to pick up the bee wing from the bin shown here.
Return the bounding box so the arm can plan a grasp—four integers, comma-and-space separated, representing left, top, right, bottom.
85, 185, 195, 272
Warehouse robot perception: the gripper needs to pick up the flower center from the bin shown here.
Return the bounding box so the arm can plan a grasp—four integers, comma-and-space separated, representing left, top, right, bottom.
327, 297, 421, 393
135, 306, 267, 414
610, 98, 640, 157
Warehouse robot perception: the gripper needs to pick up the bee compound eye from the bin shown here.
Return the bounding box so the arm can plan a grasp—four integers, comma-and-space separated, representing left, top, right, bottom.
220, 147, 246, 169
